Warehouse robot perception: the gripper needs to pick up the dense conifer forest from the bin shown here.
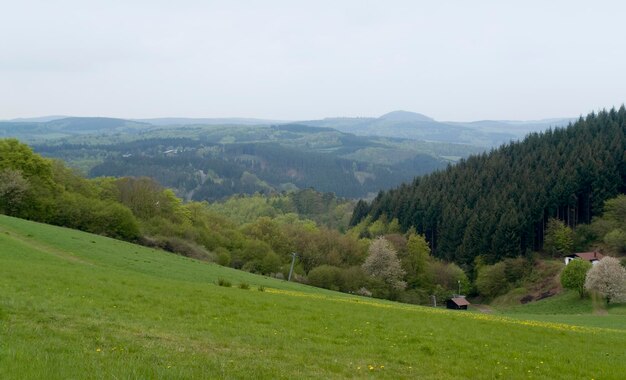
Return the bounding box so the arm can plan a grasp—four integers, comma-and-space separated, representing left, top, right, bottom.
354, 107, 626, 265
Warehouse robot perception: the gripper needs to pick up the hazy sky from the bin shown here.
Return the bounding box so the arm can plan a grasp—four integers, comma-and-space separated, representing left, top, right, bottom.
1, 0, 625, 121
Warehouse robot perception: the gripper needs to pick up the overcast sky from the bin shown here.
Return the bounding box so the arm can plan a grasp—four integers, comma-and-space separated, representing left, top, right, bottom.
1, 0, 625, 121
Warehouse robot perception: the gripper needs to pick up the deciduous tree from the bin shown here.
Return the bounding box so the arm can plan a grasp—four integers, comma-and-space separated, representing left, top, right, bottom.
585, 257, 626, 304
362, 237, 406, 291
544, 218, 574, 257
403, 233, 431, 288
0, 169, 29, 214
475, 262, 508, 299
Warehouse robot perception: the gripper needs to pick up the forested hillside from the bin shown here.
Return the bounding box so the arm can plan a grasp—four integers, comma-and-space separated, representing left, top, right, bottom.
33, 124, 481, 200
355, 107, 626, 265
86, 140, 443, 200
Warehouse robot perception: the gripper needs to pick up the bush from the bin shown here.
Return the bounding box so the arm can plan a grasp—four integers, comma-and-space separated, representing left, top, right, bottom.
51, 192, 140, 241
338, 266, 368, 293
432, 284, 453, 305
429, 261, 470, 295
215, 247, 232, 267
560, 259, 592, 298
503, 257, 533, 285
238, 282, 250, 290
141, 235, 214, 261
217, 278, 232, 287
476, 262, 508, 299
260, 252, 282, 275
365, 277, 392, 299
307, 265, 343, 291
257, 285, 265, 292
231, 239, 273, 269
399, 289, 430, 305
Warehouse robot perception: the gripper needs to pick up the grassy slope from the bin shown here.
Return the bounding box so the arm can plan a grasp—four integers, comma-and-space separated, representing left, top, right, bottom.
498, 290, 626, 331
1, 215, 625, 379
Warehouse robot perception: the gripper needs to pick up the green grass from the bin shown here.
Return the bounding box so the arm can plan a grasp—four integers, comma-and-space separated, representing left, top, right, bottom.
1, 215, 625, 379
500, 291, 594, 315
498, 290, 626, 331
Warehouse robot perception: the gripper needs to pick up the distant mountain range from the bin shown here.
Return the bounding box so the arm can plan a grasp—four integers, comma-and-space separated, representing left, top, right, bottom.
134, 117, 291, 126
0, 117, 150, 142
1, 111, 574, 147
296, 111, 574, 147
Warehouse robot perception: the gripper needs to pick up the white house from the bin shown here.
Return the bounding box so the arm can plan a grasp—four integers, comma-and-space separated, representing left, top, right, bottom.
564, 251, 604, 266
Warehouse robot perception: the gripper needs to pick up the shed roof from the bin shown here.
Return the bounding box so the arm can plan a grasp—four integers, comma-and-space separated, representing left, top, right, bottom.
450, 297, 470, 306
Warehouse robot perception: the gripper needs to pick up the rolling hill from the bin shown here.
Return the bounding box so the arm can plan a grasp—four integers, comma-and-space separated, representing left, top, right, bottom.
2, 112, 574, 148
297, 111, 573, 147
32, 124, 483, 200
1, 214, 624, 379
0, 117, 153, 142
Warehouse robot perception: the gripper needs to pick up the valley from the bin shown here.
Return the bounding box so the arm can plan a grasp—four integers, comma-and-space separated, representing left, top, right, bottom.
1, 215, 624, 379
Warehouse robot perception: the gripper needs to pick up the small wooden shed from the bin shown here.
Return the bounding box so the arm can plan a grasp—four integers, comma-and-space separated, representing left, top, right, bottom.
446, 297, 470, 310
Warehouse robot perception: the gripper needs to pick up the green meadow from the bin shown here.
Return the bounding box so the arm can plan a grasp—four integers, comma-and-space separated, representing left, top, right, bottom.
497, 290, 626, 331
1, 214, 625, 379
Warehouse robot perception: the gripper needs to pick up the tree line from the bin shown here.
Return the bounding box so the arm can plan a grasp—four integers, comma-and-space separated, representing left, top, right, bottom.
354, 107, 626, 266
1, 138, 472, 304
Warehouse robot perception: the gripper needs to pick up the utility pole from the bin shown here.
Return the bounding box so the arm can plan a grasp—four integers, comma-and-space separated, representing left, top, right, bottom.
288, 252, 298, 281
458, 280, 461, 296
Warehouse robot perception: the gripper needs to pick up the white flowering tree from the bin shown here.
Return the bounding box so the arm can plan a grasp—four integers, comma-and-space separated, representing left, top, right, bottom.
362, 237, 406, 291
584, 257, 626, 304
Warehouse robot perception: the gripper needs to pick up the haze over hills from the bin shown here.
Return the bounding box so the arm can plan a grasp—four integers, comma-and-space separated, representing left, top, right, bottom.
1, 111, 574, 147
134, 117, 291, 126
4, 115, 71, 123
296, 110, 575, 147
0, 117, 153, 142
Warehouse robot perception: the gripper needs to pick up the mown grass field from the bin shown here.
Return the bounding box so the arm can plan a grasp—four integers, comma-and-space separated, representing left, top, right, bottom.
1, 215, 625, 379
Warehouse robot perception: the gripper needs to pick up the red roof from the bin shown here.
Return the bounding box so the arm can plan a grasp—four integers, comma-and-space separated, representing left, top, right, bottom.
450, 297, 470, 306
572, 252, 604, 261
